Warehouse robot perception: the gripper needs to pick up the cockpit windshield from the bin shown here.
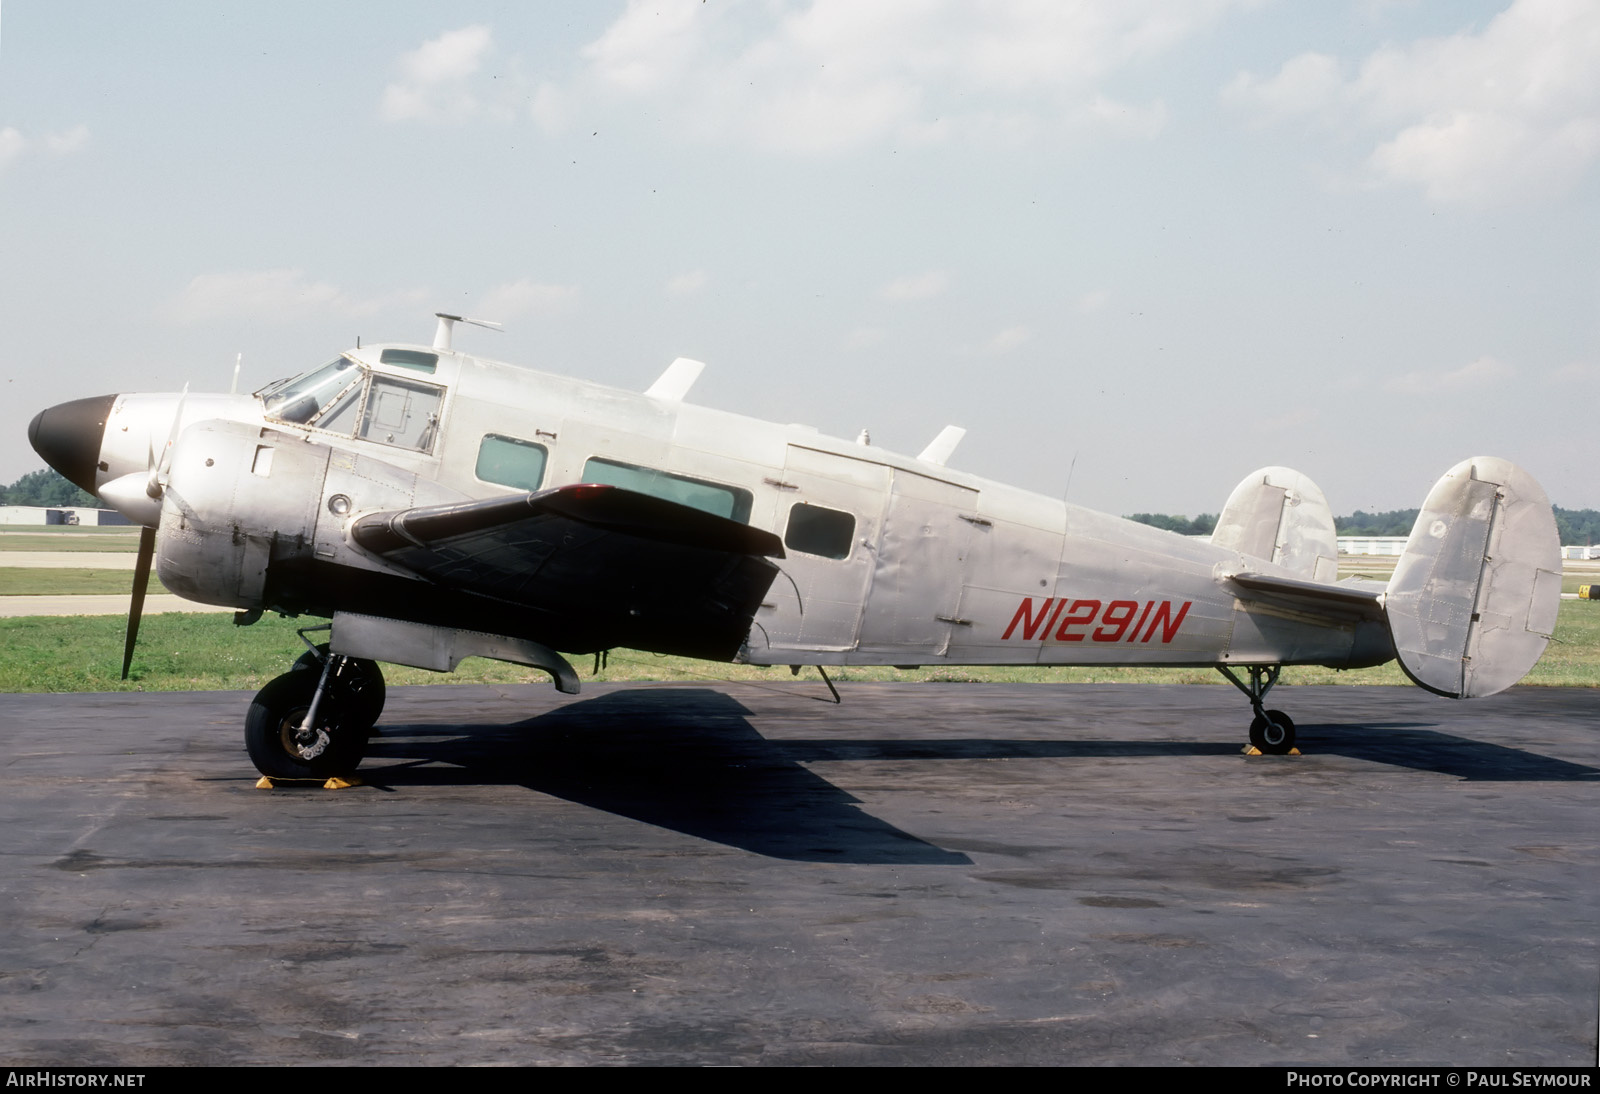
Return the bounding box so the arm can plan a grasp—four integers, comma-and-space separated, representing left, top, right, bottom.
259, 357, 363, 426
257, 354, 447, 454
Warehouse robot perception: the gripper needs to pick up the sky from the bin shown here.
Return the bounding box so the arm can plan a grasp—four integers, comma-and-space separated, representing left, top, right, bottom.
2, 0, 1597, 518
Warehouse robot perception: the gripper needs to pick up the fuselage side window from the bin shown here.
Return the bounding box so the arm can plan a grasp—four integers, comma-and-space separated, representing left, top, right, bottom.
582, 457, 753, 523
476, 434, 549, 492
784, 502, 856, 559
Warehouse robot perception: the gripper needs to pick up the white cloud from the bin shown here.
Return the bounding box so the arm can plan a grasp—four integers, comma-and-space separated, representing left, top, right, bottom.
664, 270, 708, 297
985, 325, 1032, 354
578, 0, 1249, 154
528, 82, 571, 135
0, 124, 91, 174
477, 278, 579, 319
1225, 0, 1600, 205
165, 269, 428, 324
0, 128, 24, 173
1222, 52, 1344, 123
879, 270, 950, 302
1384, 355, 1514, 395
45, 124, 90, 155
1076, 289, 1112, 313
381, 25, 514, 124
1548, 360, 1600, 384
1262, 407, 1317, 432
582, 0, 707, 94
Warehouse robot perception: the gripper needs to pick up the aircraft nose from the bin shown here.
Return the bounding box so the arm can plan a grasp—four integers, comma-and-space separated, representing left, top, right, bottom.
28, 394, 117, 495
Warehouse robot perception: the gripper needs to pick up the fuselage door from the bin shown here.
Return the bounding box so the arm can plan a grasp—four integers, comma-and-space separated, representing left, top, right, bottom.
857, 470, 979, 657
755, 445, 891, 656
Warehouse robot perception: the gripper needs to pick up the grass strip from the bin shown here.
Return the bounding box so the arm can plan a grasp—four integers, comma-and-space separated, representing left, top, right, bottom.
4, 601, 1599, 693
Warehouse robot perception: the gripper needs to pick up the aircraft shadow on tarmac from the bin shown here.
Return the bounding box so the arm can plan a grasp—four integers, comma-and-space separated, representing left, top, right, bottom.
361, 688, 973, 865
351, 688, 1597, 861
1293, 722, 1600, 782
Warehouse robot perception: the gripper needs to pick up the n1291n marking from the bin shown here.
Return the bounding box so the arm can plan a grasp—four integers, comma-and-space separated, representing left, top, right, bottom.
1001, 597, 1192, 644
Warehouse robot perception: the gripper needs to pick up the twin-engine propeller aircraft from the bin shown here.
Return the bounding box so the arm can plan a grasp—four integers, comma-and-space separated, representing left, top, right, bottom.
29, 313, 1561, 779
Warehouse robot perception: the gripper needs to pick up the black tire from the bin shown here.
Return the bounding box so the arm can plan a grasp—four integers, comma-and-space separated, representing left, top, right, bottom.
1248, 709, 1296, 754
245, 670, 367, 780
291, 644, 386, 733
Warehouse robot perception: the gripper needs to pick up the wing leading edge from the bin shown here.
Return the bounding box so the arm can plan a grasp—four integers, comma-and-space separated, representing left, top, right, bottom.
350, 483, 784, 660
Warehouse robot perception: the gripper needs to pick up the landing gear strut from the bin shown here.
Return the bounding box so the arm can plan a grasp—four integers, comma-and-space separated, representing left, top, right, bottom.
244, 629, 387, 779
1216, 664, 1297, 755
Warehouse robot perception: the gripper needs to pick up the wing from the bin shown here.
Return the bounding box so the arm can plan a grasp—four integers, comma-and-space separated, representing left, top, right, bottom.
350, 483, 784, 660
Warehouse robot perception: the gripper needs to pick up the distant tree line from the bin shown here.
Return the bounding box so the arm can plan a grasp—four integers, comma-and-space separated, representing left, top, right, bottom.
1335, 509, 1419, 536
1125, 513, 1219, 536
1126, 507, 1600, 545
2, 469, 97, 508
9, 466, 1600, 545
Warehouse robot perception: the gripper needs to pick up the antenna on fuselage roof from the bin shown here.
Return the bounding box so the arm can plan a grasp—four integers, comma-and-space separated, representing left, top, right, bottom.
432, 312, 503, 351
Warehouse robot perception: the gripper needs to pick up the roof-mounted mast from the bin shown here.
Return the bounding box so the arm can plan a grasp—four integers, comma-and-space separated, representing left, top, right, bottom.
432, 312, 503, 351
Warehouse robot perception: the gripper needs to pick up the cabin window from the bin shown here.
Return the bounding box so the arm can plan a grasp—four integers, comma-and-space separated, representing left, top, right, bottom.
358, 376, 444, 453
581, 457, 753, 523
379, 349, 439, 374
476, 434, 548, 492
784, 502, 856, 559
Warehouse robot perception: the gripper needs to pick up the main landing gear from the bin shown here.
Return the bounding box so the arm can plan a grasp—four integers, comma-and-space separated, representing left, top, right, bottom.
245, 629, 386, 780
1216, 664, 1297, 755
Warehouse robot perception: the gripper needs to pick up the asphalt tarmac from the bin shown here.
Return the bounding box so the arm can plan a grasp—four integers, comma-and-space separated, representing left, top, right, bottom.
1, 681, 1595, 1066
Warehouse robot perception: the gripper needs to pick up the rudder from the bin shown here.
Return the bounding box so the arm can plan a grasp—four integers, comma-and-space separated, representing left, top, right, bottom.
1385, 457, 1560, 698
1211, 466, 1339, 582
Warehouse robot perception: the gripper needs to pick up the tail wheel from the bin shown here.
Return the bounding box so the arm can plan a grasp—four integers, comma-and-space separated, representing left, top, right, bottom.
245, 670, 367, 780
292, 644, 386, 733
1249, 709, 1296, 755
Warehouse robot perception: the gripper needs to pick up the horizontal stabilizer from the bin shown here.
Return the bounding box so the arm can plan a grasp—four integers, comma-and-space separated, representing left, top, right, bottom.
1211, 467, 1338, 582
1386, 457, 1560, 698
1225, 570, 1386, 622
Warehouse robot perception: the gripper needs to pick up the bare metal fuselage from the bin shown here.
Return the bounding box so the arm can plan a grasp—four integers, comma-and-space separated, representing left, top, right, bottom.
124, 343, 1391, 673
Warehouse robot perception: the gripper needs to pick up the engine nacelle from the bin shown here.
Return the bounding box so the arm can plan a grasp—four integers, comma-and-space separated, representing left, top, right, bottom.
155, 421, 330, 609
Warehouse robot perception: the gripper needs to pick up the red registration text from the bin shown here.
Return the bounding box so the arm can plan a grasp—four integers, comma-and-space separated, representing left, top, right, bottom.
1001, 597, 1191, 644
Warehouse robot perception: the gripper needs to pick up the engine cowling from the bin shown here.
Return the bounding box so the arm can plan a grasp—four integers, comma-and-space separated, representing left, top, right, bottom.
155, 421, 330, 609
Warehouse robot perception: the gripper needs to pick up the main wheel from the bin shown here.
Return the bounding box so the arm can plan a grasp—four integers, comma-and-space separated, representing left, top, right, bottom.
1248, 709, 1297, 755
245, 670, 367, 780
291, 645, 386, 733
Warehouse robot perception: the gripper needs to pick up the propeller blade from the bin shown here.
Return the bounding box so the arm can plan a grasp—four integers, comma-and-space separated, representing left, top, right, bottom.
147, 385, 188, 499
122, 526, 156, 680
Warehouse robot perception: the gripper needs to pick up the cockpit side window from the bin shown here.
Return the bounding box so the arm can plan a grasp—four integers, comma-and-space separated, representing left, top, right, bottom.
359, 376, 444, 452
262, 356, 447, 454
